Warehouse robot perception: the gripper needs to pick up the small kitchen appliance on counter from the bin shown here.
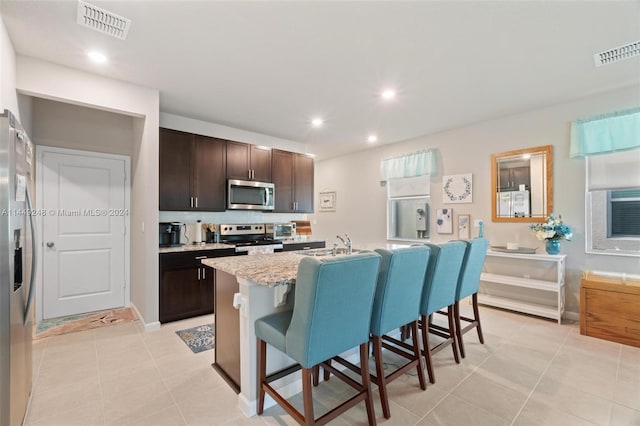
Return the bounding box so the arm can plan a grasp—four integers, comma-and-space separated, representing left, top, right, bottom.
266, 223, 296, 240
219, 223, 283, 253
159, 222, 185, 247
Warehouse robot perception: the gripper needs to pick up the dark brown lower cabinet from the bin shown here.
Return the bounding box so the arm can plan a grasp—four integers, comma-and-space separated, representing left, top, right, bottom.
159, 249, 236, 323
212, 269, 241, 393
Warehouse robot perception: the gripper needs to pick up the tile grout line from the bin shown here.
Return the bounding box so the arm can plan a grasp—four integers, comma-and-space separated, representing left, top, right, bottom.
609, 344, 623, 426
90, 330, 107, 426
141, 323, 190, 426
412, 311, 523, 425
508, 321, 572, 426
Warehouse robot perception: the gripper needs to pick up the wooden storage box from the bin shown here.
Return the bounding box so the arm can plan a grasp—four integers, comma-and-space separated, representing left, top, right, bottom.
580, 270, 640, 348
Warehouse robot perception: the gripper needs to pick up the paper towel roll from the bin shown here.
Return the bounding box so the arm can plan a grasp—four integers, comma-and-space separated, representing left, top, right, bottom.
194, 220, 202, 244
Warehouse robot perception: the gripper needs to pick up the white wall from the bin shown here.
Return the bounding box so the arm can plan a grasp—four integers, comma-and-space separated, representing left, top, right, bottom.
30, 98, 135, 156
0, 15, 18, 116
16, 56, 161, 329
160, 112, 307, 153
311, 84, 640, 315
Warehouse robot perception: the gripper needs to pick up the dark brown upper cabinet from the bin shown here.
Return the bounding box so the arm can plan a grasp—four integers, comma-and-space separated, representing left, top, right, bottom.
272, 149, 314, 213
226, 141, 272, 182
159, 128, 226, 211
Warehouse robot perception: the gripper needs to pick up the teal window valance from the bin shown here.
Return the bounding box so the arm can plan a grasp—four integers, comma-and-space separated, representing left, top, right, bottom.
570, 107, 640, 158
380, 149, 437, 182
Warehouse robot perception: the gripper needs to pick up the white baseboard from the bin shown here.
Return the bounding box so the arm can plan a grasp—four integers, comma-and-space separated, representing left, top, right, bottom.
129, 303, 161, 332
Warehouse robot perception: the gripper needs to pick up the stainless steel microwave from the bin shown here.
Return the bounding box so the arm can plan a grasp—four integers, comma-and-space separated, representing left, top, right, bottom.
227, 179, 275, 210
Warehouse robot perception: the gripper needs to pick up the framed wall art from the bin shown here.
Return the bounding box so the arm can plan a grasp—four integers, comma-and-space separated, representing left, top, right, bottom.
442, 173, 473, 204
458, 214, 470, 239
436, 208, 453, 234
318, 191, 336, 212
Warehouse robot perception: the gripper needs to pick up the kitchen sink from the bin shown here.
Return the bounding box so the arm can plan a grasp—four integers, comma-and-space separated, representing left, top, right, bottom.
297, 248, 362, 257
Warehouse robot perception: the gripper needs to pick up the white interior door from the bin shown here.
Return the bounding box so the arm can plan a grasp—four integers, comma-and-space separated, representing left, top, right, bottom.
41, 149, 128, 319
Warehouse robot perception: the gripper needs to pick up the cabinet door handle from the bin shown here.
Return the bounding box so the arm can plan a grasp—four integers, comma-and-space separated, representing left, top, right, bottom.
195, 197, 198, 208
248, 169, 252, 180
195, 255, 207, 260
202, 267, 206, 280
190, 197, 194, 208
198, 268, 201, 280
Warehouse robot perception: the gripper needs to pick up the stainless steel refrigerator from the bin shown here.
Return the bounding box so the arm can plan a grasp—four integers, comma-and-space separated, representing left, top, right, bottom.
1, 110, 37, 426
497, 190, 531, 218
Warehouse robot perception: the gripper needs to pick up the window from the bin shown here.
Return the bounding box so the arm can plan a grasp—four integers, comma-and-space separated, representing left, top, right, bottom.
586, 150, 640, 256
608, 189, 640, 237
386, 175, 431, 241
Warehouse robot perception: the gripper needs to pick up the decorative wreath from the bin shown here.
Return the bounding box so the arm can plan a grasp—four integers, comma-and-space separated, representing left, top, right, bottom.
443, 177, 472, 201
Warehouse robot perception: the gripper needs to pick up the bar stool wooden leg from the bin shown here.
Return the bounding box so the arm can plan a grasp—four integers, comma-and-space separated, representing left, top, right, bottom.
421, 314, 435, 384
359, 343, 377, 426
454, 301, 466, 358
473, 293, 484, 344
301, 368, 315, 425
323, 359, 331, 381
257, 339, 267, 414
411, 321, 426, 390
447, 305, 460, 364
312, 365, 320, 386
372, 336, 390, 419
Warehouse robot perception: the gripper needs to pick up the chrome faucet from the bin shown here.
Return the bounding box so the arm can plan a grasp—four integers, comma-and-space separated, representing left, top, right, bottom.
336, 234, 352, 255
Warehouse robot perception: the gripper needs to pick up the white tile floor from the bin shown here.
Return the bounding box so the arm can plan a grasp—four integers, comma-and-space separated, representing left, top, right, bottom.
26, 304, 640, 426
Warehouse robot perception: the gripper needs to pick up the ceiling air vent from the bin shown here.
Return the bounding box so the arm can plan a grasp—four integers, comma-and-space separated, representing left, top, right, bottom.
594, 40, 640, 67
77, 0, 131, 40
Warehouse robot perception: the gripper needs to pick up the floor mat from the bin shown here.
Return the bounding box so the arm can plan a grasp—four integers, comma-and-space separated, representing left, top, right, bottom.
175, 324, 215, 353
34, 307, 137, 339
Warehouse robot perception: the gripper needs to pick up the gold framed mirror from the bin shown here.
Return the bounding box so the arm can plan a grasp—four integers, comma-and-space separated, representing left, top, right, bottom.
491, 145, 553, 222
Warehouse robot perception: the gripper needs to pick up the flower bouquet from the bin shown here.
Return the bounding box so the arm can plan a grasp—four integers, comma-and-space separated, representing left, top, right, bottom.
529, 214, 572, 254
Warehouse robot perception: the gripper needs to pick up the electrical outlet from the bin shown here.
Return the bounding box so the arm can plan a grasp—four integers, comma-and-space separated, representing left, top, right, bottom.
474, 219, 482, 228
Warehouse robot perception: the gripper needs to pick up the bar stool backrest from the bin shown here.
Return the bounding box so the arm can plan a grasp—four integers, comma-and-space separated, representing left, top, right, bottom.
370, 246, 431, 336
285, 252, 382, 369
420, 241, 467, 315
456, 239, 489, 300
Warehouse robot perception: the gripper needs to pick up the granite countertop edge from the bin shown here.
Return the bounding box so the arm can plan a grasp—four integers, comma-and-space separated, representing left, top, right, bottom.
159, 239, 325, 254
202, 252, 303, 288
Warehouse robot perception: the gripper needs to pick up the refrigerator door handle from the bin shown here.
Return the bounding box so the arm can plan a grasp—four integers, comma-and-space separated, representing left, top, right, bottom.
24, 184, 38, 324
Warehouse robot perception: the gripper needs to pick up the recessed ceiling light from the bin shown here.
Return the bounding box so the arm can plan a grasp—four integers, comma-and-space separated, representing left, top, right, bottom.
381, 90, 396, 100
367, 135, 378, 143
311, 118, 324, 128
87, 50, 107, 63
305, 153, 315, 158
523, 154, 531, 159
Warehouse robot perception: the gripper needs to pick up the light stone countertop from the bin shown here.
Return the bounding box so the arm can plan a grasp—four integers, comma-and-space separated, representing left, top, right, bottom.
202, 252, 304, 287
159, 243, 236, 254
201, 242, 413, 287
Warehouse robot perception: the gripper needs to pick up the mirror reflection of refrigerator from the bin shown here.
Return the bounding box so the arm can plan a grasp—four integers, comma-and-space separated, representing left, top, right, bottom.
497, 191, 530, 217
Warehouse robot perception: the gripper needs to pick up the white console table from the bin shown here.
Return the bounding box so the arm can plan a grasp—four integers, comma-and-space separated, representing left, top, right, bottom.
478, 250, 566, 324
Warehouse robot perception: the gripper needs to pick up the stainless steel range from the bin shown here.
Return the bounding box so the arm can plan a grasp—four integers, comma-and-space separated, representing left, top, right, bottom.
219, 224, 283, 253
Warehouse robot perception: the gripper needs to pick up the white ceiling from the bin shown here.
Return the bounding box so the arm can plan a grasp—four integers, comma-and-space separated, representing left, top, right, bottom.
2, 1, 640, 159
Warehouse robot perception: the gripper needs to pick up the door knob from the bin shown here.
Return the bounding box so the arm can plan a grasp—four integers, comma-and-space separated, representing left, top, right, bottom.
46, 242, 55, 248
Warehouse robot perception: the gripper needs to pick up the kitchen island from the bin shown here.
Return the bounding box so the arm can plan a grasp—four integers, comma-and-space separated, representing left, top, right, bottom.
202, 252, 306, 417
202, 244, 410, 417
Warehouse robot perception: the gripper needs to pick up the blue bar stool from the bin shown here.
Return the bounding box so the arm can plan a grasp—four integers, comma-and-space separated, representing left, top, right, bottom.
454, 238, 489, 358
419, 241, 467, 383
369, 246, 430, 418
255, 252, 382, 426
